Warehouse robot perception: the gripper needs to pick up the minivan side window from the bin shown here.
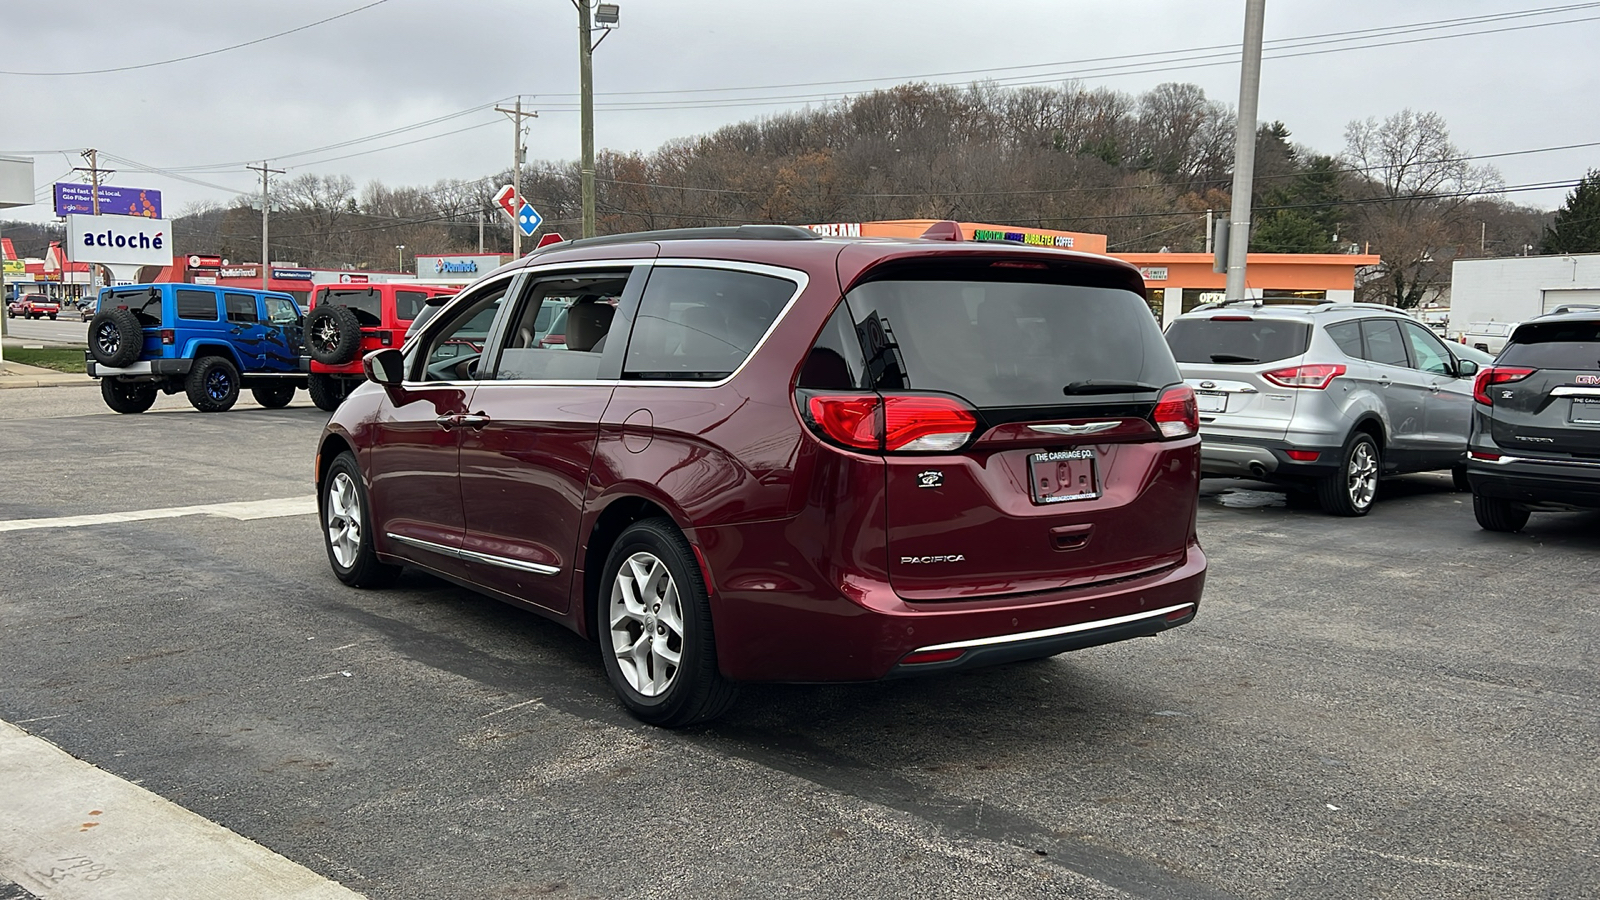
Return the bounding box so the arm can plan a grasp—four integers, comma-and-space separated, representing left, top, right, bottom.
176, 289, 219, 321
1359, 319, 1409, 368
413, 281, 511, 382
492, 271, 630, 381
623, 266, 795, 381
225, 293, 259, 325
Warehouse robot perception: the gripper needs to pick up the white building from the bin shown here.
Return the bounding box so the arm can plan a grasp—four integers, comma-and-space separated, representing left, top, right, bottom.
1451, 254, 1600, 333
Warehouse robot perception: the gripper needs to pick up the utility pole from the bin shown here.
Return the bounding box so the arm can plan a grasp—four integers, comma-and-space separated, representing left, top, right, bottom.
478, 210, 485, 253
247, 161, 285, 290
73, 149, 114, 216
1224, 0, 1267, 302
495, 97, 538, 256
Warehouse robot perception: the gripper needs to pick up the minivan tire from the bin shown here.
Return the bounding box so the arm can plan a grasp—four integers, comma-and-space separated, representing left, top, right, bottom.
322, 452, 402, 588
598, 518, 739, 727
1317, 431, 1380, 517
1473, 493, 1530, 533
251, 382, 296, 409
100, 378, 157, 414
186, 355, 241, 412
89, 308, 143, 367
308, 373, 349, 412
306, 305, 363, 365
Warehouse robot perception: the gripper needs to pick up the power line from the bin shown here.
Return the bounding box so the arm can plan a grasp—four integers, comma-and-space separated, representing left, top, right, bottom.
0, 1, 395, 77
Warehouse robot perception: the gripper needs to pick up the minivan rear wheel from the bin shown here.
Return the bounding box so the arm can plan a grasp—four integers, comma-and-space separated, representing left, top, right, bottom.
1473, 493, 1530, 533
599, 518, 738, 727
1317, 432, 1379, 517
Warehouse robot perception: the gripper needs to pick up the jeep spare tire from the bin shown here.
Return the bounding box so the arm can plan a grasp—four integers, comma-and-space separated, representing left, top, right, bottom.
89, 308, 143, 367
306, 304, 363, 365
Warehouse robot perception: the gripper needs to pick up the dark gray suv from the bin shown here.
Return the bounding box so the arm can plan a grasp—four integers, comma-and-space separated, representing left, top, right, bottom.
1166, 301, 1482, 516
1466, 310, 1600, 531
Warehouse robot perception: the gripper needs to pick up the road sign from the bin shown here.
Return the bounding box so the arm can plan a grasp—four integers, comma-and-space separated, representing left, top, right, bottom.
515, 203, 542, 237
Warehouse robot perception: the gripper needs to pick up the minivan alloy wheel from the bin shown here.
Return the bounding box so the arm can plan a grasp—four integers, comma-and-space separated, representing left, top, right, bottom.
609, 551, 685, 697
325, 471, 362, 569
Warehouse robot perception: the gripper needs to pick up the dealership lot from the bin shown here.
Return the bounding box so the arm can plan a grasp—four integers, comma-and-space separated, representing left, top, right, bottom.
0, 385, 1595, 900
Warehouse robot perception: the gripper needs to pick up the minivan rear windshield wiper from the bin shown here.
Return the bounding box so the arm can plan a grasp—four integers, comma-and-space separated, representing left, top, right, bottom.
1209, 353, 1259, 363
1062, 380, 1162, 395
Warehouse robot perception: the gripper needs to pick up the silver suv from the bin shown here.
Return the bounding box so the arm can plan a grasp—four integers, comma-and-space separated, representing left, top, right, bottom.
1164, 301, 1482, 516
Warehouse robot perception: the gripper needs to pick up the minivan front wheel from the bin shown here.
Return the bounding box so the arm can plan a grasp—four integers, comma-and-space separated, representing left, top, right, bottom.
322, 452, 402, 587
1318, 432, 1380, 517
599, 519, 738, 727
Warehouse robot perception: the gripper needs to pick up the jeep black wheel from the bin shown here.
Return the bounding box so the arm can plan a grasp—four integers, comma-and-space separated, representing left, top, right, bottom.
89, 308, 143, 367
307, 373, 350, 412
1317, 431, 1380, 517
185, 355, 241, 412
305, 305, 363, 365
598, 518, 739, 727
1473, 493, 1530, 533
322, 452, 402, 588
251, 382, 296, 408
100, 378, 157, 414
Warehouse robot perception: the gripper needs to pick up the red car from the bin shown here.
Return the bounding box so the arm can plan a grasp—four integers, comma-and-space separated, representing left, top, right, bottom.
303, 282, 457, 411
315, 224, 1206, 726
12, 294, 60, 320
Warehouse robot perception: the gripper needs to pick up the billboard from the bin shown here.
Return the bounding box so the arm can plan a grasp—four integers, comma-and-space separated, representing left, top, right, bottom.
67, 214, 173, 267
54, 183, 163, 218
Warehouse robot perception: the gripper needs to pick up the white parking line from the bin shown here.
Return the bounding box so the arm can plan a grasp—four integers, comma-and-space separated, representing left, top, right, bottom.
0, 497, 316, 533
0, 720, 366, 899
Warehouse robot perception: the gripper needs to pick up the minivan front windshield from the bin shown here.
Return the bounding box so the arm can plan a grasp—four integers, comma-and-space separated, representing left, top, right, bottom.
844, 277, 1179, 408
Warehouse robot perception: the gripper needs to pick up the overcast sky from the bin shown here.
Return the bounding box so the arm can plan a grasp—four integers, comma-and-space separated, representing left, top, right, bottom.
4, 0, 1596, 228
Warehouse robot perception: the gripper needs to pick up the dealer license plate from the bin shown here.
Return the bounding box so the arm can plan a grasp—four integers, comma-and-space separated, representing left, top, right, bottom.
1570, 398, 1600, 425
1029, 448, 1101, 504
1196, 391, 1227, 413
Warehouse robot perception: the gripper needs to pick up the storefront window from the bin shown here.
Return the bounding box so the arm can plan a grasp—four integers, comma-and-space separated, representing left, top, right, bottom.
1182, 288, 1224, 313
1146, 288, 1164, 320
1262, 289, 1327, 303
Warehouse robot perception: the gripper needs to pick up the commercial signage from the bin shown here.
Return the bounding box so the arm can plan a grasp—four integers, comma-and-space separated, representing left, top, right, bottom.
219, 266, 258, 279
272, 268, 314, 281
66, 214, 173, 267
418, 255, 504, 277
1138, 267, 1169, 281
193, 276, 218, 285
806, 223, 862, 237
54, 183, 162, 218
188, 254, 222, 269
338, 273, 369, 284
3, 260, 23, 276
972, 228, 1074, 248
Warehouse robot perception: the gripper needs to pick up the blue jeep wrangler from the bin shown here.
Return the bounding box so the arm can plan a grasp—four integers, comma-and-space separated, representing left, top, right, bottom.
87, 283, 308, 413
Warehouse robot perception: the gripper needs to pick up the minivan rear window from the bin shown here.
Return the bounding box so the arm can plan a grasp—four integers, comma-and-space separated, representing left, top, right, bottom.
1499, 321, 1600, 370
844, 277, 1180, 407
1164, 317, 1311, 365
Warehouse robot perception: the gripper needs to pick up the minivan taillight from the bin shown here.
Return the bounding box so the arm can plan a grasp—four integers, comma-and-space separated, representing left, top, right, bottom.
1152, 385, 1199, 439
1262, 364, 1345, 389
1472, 366, 1535, 405
803, 393, 979, 453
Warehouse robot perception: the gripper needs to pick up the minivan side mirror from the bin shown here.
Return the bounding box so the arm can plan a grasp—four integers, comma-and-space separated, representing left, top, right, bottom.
1456, 358, 1479, 378
363, 348, 405, 385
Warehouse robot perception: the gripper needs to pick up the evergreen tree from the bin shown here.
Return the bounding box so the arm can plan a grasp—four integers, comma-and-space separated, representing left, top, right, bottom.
1540, 169, 1600, 254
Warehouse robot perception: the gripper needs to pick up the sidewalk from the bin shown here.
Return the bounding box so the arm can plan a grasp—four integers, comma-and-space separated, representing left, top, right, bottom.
0, 360, 95, 389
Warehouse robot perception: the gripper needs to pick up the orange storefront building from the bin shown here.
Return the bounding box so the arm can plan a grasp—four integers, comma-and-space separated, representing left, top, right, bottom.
807, 220, 1380, 327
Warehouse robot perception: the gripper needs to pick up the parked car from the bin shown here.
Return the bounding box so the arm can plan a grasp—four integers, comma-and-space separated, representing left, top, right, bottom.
1164, 301, 1482, 515
316, 224, 1207, 726
1462, 320, 1517, 354
78, 298, 96, 321
86, 283, 308, 413
14, 294, 60, 320
302, 283, 457, 411
1465, 309, 1600, 531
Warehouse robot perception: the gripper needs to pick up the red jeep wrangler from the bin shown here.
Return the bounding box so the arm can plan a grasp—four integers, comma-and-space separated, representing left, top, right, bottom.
303, 283, 456, 410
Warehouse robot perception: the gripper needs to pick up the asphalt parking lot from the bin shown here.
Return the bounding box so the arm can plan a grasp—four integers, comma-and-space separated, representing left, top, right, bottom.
0, 383, 1596, 900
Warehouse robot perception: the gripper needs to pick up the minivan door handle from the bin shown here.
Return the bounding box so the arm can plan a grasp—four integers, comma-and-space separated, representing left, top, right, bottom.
455, 414, 491, 430
1050, 524, 1094, 551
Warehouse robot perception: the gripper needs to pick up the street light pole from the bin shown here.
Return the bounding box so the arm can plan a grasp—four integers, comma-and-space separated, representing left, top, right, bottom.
1224, 0, 1266, 302
578, 1, 595, 239
396, 244, 405, 273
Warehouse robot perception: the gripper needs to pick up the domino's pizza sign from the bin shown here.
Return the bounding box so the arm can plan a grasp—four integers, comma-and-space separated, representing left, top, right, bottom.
66, 214, 174, 266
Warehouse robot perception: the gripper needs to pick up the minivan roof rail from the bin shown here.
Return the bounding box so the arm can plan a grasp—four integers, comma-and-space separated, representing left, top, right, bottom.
529, 224, 821, 255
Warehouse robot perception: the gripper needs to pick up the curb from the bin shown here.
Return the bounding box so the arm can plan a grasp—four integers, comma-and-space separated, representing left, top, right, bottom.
0, 375, 97, 390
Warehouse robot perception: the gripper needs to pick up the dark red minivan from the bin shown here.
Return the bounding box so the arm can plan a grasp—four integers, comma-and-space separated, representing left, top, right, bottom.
315, 224, 1206, 726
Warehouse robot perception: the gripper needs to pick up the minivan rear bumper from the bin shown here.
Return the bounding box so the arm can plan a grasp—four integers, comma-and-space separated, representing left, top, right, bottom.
695, 523, 1206, 682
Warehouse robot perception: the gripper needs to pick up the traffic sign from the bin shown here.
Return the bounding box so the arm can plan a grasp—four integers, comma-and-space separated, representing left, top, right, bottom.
515, 202, 542, 237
